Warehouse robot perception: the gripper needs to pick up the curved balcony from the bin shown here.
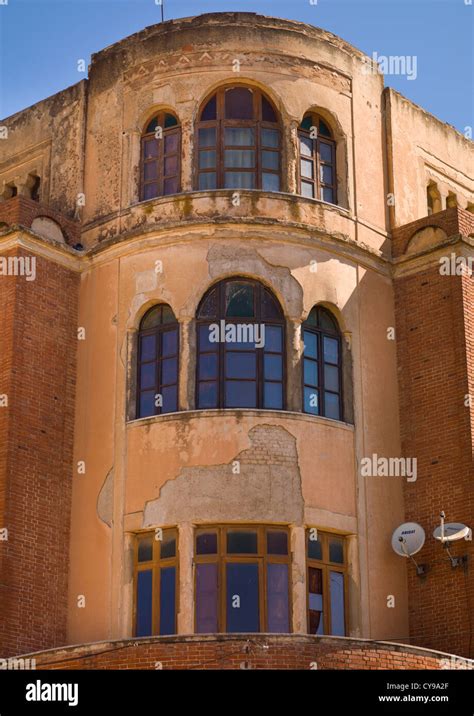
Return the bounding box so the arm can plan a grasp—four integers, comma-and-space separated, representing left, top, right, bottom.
20, 634, 472, 670
82, 190, 354, 249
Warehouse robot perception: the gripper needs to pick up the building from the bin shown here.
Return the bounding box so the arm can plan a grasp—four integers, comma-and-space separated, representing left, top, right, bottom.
0, 13, 473, 670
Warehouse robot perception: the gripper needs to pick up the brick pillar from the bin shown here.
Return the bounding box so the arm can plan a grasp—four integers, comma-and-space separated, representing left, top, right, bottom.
0, 248, 79, 656
394, 261, 474, 658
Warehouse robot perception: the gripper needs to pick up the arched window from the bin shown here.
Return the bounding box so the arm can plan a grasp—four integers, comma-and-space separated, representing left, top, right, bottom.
196, 86, 281, 192
196, 278, 285, 410
298, 113, 336, 204
302, 306, 342, 420
137, 304, 179, 417
140, 111, 181, 201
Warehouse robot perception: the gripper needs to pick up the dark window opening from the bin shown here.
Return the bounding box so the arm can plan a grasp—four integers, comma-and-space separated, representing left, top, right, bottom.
306, 529, 347, 636
196, 87, 281, 192
195, 525, 291, 634
137, 304, 179, 418
140, 111, 181, 200
134, 529, 178, 636
196, 278, 285, 410
303, 305, 343, 421
298, 113, 337, 204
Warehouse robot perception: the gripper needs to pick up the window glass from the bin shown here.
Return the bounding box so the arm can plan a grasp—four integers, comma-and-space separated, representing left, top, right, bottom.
160, 532, 176, 559
198, 173, 217, 190
226, 563, 260, 632
227, 530, 258, 554
225, 127, 255, 146
262, 174, 280, 192
226, 352, 257, 379
261, 128, 279, 148
138, 536, 153, 562
267, 530, 288, 555
159, 566, 176, 635
324, 392, 340, 420
308, 567, 324, 635
199, 150, 216, 169
225, 87, 254, 119
323, 336, 339, 364
196, 563, 218, 633
201, 95, 217, 121
224, 172, 255, 189
264, 382, 283, 409
267, 564, 289, 633
307, 533, 323, 560
197, 280, 284, 410
225, 381, 257, 408
261, 95, 277, 122
199, 127, 216, 147
197, 88, 280, 191
137, 307, 178, 418
196, 532, 218, 555
330, 572, 345, 636
225, 282, 254, 317
136, 570, 153, 637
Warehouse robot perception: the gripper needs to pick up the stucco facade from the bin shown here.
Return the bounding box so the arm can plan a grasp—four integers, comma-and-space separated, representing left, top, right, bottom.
0, 13, 473, 669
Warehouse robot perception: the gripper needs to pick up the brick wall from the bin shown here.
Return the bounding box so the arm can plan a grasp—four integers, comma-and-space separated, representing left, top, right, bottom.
394, 265, 474, 658
0, 196, 81, 246
22, 634, 473, 670
392, 207, 474, 258
0, 248, 79, 656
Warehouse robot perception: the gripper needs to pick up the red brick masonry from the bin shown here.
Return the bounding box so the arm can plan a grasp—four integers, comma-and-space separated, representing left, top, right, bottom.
391, 206, 474, 257
0, 196, 81, 246
19, 635, 474, 670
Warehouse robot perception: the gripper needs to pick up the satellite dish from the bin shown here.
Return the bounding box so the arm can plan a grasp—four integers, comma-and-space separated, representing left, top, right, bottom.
392, 522, 425, 557
433, 523, 471, 542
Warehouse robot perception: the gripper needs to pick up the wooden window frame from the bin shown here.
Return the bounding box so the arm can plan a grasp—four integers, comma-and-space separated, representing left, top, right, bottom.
136, 304, 179, 418
133, 527, 179, 636
306, 529, 348, 636
140, 111, 181, 201
195, 277, 286, 410
297, 114, 337, 204
195, 86, 281, 191
302, 306, 343, 421
194, 524, 292, 634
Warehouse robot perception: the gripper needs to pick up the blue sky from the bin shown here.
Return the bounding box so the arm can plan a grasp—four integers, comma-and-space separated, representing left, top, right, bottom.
0, 0, 472, 133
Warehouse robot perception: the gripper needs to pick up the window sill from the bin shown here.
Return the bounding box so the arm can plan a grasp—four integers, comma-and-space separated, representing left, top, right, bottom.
127, 408, 354, 431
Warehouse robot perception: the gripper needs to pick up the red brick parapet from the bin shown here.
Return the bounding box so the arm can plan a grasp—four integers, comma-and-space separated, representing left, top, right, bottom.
392, 207, 474, 259
0, 196, 81, 246
18, 634, 474, 670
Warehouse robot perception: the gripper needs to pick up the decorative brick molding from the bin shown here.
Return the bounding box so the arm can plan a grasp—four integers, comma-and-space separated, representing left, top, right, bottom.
20, 634, 474, 670
0, 196, 81, 247
392, 207, 474, 258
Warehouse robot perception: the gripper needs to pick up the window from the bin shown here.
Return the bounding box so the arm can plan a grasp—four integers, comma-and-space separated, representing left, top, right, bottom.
302, 306, 342, 420
306, 529, 347, 636
140, 111, 181, 200
29, 174, 41, 202
137, 304, 179, 417
196, 86, 281, 192
195, 525, 291, 633
298, 113, 337, 204
134, 529, 178, 636
196, 278, 285, 410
